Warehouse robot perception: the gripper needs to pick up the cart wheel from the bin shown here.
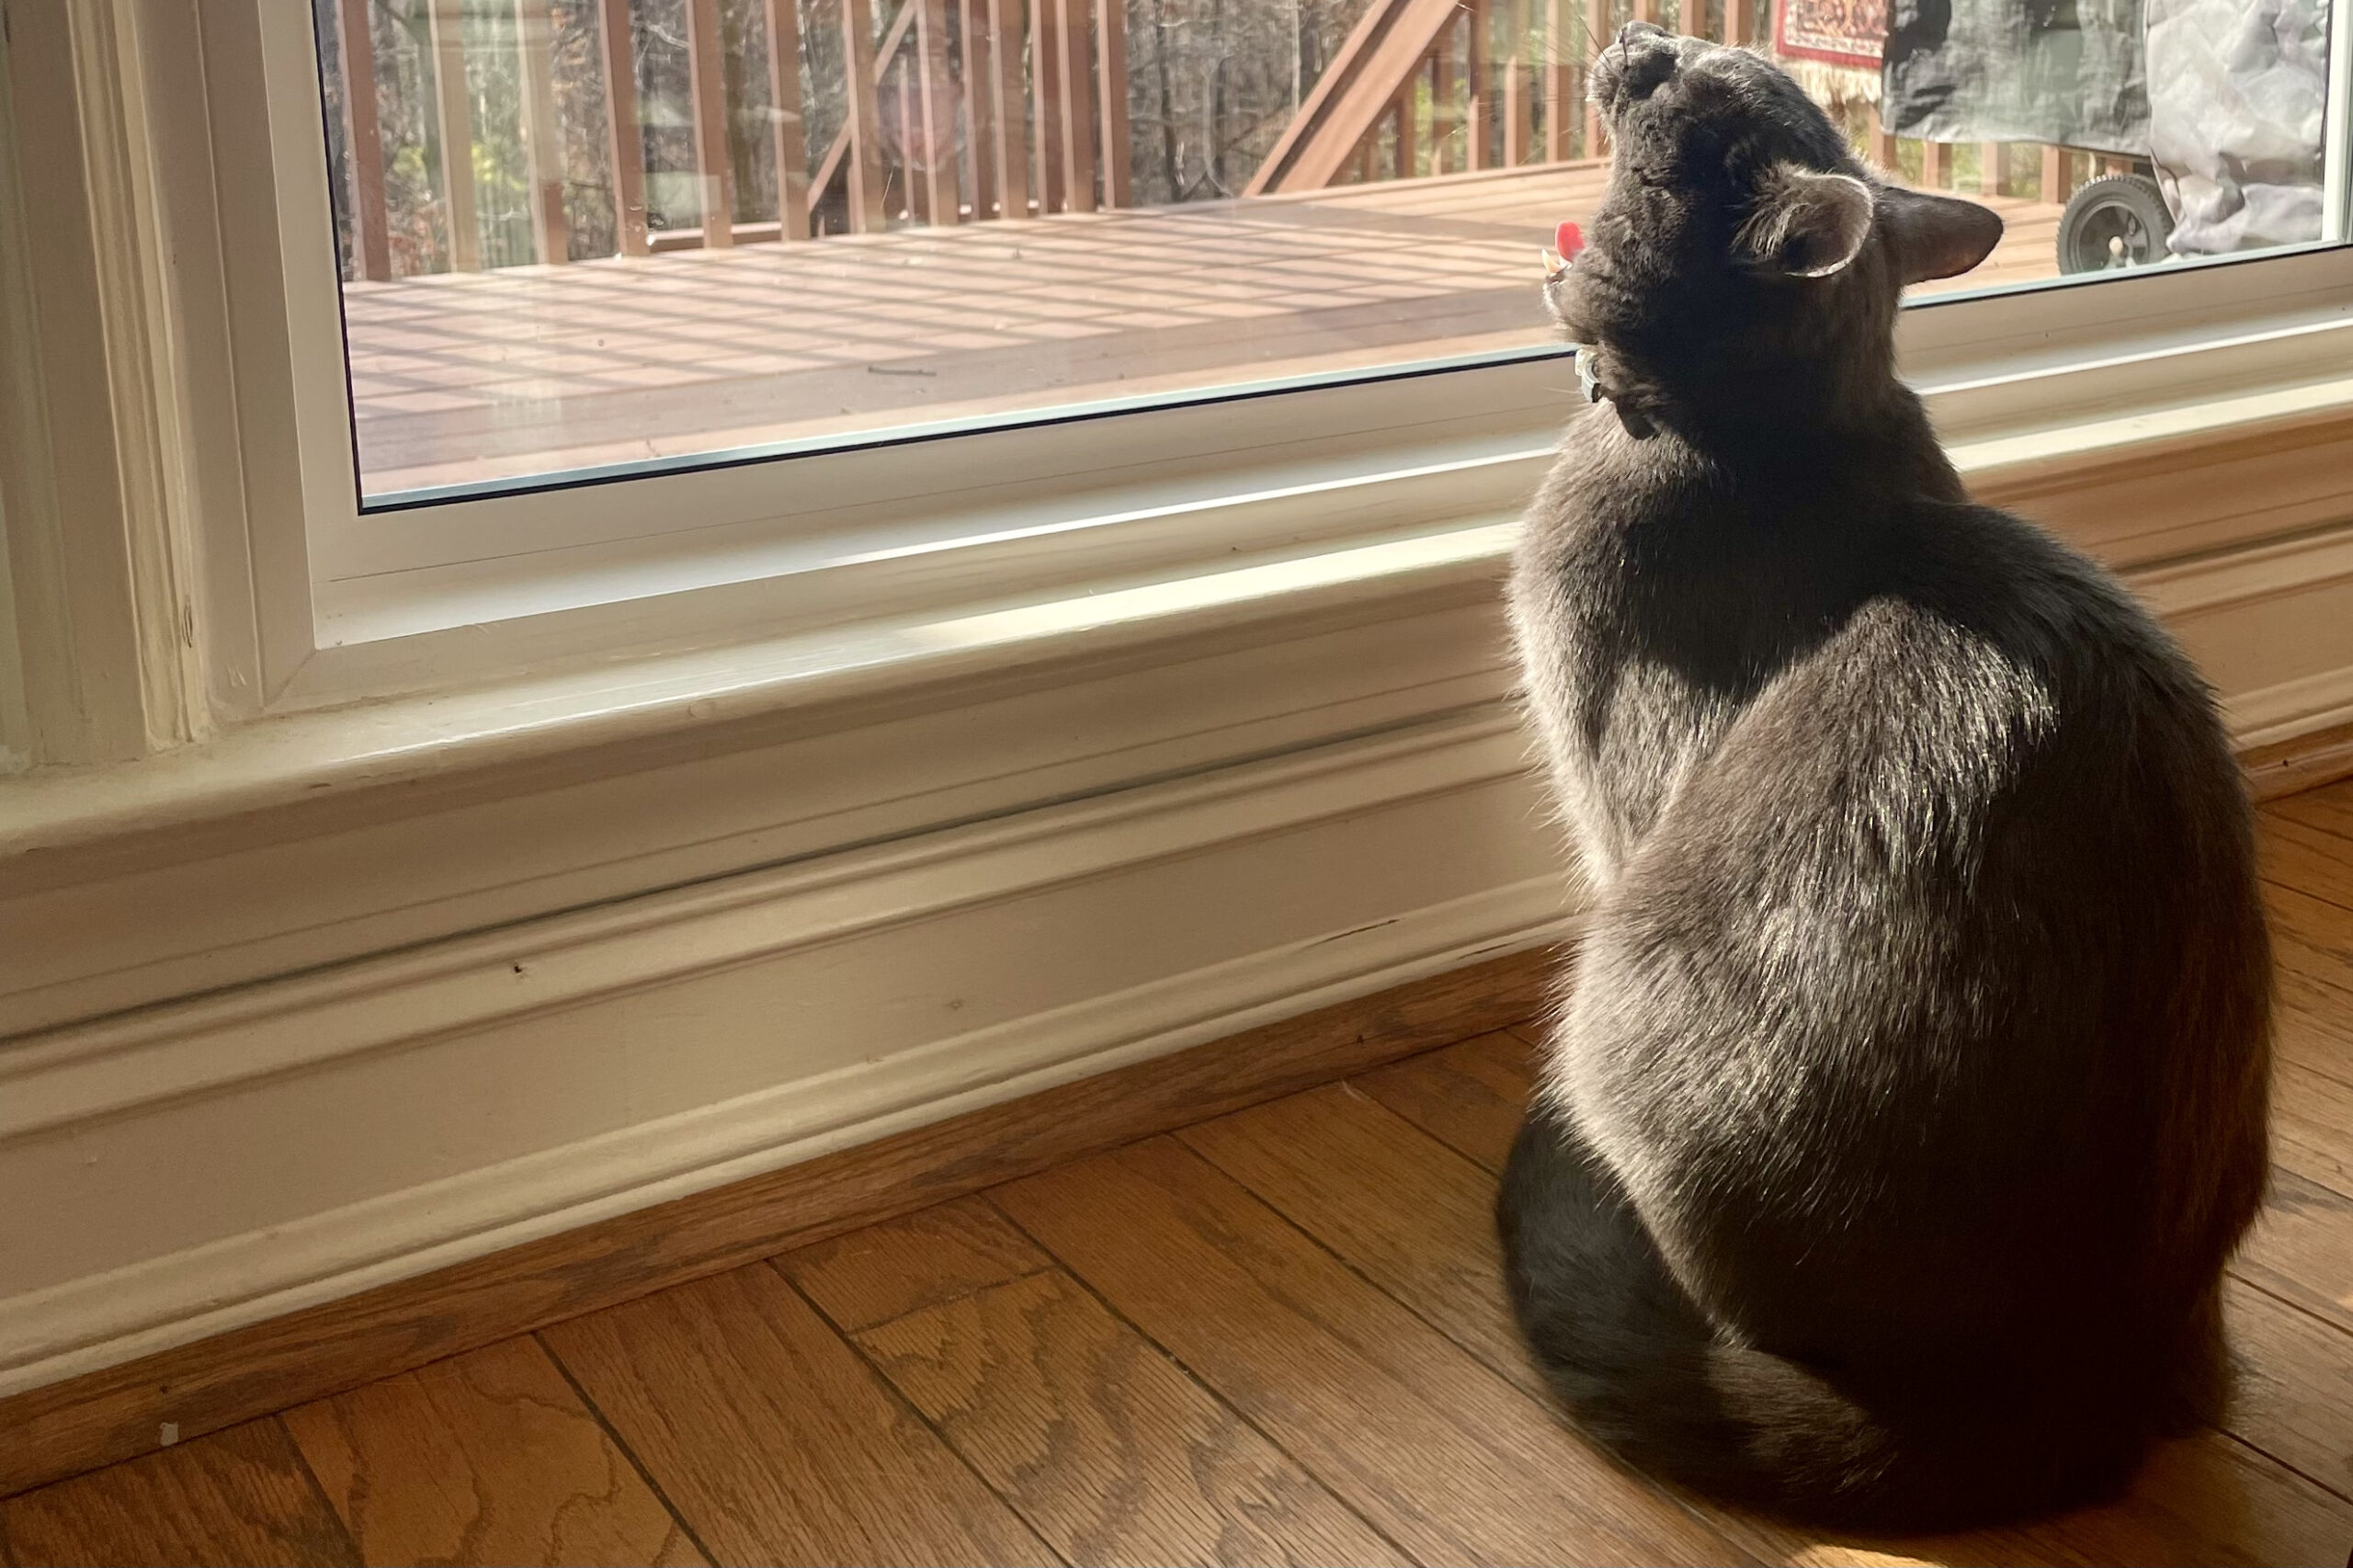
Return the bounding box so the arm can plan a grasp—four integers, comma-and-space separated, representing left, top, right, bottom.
2057, 175, 2173, 274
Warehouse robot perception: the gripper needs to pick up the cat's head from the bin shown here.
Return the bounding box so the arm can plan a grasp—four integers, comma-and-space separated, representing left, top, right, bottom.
1547, 24, 2001, 432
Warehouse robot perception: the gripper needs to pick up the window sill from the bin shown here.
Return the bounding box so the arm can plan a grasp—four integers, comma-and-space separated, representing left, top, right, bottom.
2, 519, 1518, 869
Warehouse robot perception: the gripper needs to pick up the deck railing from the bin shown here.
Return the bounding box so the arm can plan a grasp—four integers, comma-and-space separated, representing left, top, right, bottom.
321, 0, 2101, 279
326, 0, 1148, 274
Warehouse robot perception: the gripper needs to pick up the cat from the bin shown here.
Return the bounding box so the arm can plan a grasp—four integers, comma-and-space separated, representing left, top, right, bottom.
1496, 23, 2273, 1530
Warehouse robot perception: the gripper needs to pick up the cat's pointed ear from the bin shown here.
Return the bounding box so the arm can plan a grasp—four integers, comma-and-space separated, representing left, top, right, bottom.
1739, 165, 1875, 279
1877, 187, 2004, 284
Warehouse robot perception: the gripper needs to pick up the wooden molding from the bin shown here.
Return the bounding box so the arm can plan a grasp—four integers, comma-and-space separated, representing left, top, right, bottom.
2245, 718, 2353, 802
0, 947, 1553, 1499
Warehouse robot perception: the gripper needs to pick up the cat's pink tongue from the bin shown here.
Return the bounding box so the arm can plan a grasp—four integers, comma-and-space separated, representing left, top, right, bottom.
1554, 222, 1585, 259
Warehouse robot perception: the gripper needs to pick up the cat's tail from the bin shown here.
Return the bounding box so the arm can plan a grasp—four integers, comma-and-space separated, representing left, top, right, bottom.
1495, 1107, 2178, 1531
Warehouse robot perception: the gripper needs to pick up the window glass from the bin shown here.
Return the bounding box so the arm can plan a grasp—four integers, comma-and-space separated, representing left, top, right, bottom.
309, 0, 2346, 505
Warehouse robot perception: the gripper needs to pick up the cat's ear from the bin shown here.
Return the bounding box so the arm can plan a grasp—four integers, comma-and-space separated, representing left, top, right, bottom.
1738, 165, 1875, 279
1877, 187, 2004, 284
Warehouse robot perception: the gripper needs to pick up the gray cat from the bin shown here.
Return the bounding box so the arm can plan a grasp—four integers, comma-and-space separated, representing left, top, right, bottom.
1497, 24, 2273, 1529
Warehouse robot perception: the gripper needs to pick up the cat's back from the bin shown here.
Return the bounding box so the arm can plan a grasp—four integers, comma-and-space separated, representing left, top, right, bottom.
1572, 495, 2268, 1350
1645, 493, 2248, 937
1590, 494, 2266, 1208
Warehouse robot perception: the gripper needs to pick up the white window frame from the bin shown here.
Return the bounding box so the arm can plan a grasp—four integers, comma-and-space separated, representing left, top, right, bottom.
61, 0, 2353, 736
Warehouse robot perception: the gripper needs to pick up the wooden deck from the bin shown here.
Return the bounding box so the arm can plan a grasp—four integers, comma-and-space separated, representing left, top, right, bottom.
11, 786, 2353, 1565
346, 163, 2067, 496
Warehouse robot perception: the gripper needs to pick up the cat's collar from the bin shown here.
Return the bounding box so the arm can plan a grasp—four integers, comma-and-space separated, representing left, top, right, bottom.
1574, 347, 1657, 440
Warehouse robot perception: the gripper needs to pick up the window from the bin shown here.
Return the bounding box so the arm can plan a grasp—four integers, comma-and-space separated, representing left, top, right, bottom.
305, 0, 2352, 508
74, 0, 2347, 730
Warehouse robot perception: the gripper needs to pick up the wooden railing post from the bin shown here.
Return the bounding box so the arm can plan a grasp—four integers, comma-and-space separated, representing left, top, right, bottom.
1723, 0, 1751, 45
841, 0, 890, 230
515, 0, 571, 264
426, 0, 481, 270
896, 56, 925, 220
1033, 0, 1065, 209
1393, 92, 1415, 176
1542, 0, 1572, 160
916, 0, 964, 221
988, 0, 1033, 216
1870, 106, 1898, 173
2040, 143, 2076, 204
1096, 0, 1132, 206
1054, 0, 1098, 210
598, 0, 652, 255
1464, 0, 1491, 170
1501, 0, 1529, 165
766, 0, 813, 238
1978, 140, 2003, 196
960, 0, 997, 216
334, 0, 392, 279
1431, 26, 1457, 174
1504, 63, 1528, 165
685, 0, 736, 244
1920, 138, 1950, 187
1582, 0, 1605, 155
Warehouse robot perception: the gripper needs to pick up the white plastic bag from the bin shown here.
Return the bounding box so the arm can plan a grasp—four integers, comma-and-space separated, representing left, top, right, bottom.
2145, 0, 2330, 254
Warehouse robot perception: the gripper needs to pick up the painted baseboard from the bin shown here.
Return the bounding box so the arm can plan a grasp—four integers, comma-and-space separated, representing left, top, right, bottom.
0, 707, 1573, 1401
0, 880, 1570, 1398
2136, 520, 2353, 754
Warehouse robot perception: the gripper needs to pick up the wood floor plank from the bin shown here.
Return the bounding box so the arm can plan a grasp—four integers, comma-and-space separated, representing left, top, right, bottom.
2264, 778, 2353, 847
2260, 872, 2353, 961
1353, 1028, 1540, 1174
2274, 1056, 2353, 1195
779, 1196, 1051, 1333
2256, 808, 2353, 912
858, 1267, 1406, 1566
2266, 886, 2353, 1081
1177, 1080, 1541, 1397
2236, 1169, 2353, 1339
279, 1335, 700, 1567
540, 1265, 1054, 1567
0, 1418, 355, 1568
993, 1135, 1751, 1566
2031, 1433, 2353, 1567
2278, 994, 2353, 1092
2222, 1278, 2353, 1506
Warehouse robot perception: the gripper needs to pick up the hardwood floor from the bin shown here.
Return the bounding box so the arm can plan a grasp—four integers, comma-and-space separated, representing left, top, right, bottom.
11, 789, 2353, 1566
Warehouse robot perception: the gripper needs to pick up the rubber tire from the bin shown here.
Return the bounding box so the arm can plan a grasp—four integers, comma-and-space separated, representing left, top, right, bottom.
2057, 174, 2174, 274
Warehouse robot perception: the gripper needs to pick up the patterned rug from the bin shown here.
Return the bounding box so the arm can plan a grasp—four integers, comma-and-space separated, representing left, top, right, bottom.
1774, 0, 1885, 108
